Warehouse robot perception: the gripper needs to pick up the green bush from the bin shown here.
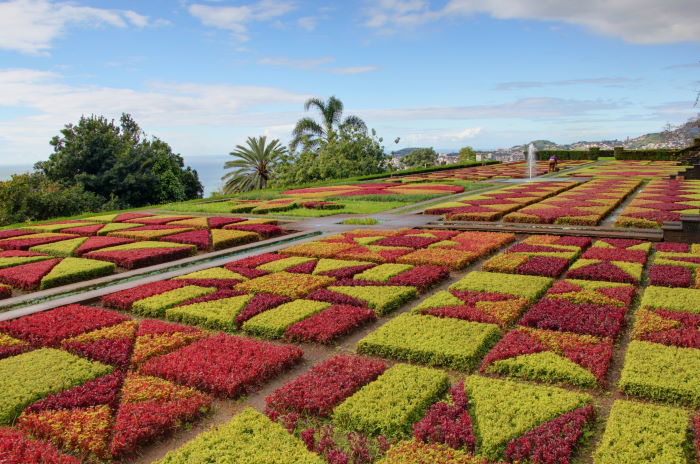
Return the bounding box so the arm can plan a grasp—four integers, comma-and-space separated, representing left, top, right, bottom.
30, 237, 88, 257
639, 286, 700, 313
333, 363, 449, 438
465, 375, 592, 460
0, 348, 112, 424
132, 285, 217, 317
166, 294, 254, 331
449, 271, 554, 301
40, 257, 116, 289
242, 300, 331, 338
618, 340, 700, 406
354, 263, 413, 282
593, 400, 689, 464
155, 407, 323, 464
358, 314, 500, 371
328, 285, 417, 315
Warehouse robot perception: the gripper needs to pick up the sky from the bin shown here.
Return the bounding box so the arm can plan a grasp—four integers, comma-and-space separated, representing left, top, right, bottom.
0, 0, 699, 165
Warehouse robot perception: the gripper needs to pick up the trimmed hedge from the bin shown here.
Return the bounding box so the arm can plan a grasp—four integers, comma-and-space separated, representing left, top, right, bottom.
449, 271, 554, 301
242, 299, 331, 338
39, 257, 116, 289
236, 272, 335, 299
377, 440, 488, 464
333, 363, 450, 438
354, 263, 414, 282
327, 285, 417, 315
618, 340, 700, 406
357, 314, 500, 371
166, 294, 254, 331
640, 286, 700, 313
154, 408, 324, 464
593, 400, 689, 464
0, 348, 111, 424
131, 285, 217, 317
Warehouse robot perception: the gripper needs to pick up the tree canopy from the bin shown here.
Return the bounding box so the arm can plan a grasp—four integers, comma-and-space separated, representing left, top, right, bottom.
35, 113, 202, 208
222, 136, 286, 193
458, 146, 477, 163
290, 96, 367, 153
402, 147, 438, 168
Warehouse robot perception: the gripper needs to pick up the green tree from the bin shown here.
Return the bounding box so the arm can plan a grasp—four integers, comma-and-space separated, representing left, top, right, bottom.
222, 136, 286, 193
402, 147, 438, 168
458, 146, 477, 163
35, 114, 202, 207
273, 126, 389, 186
290, 96, 367, 153
0, 172, 103, 225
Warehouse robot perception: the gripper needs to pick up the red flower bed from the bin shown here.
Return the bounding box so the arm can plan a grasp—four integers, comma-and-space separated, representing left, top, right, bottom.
0, 235, 74, 250
374, 235, 440, 248
507, 244, 576, 254
655, 242, 690, 253
595, 238, 645, 249
101, 280, 188, 310
0, 258, 59, 290
413, 382, 475, 452
85, 246, 194, 269
0, 304, 129, 346
504, 405, 595, 464
208, 217, 246, 228
0, 250, 46, 257
62, 337, 134, 370
636, 308, 700, 349
125, 217, 194, 225
307, 288, 368, 307
286, 260, 317, 273
648, 264, 693, 287
235, 293, 291, 327
25, 372, 124, 413
265, 354, 386, 417
173, 288, 247, 306
388, 265, 449, 292
222, 265, 269, 279
113, 213, 153, 222
566, 261, 639, 284
60, 224, 104, 235
161, 229, 211, 249
0, 229, 36, 240
581, 247, 647, 264
72, 236, 133, 256
285, 305, 376, 344
224, 223, 284, 238
140, 333, 303, 398
319, 264, 375, 279
0, 427, 81, 464
226, 252, 285, 268
519, 298, 626, 338
517, 256, 570, 277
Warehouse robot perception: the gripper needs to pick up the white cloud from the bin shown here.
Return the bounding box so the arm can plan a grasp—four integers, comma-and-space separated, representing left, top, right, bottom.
0, 0, 166, 55
258, 57, 379, 74
297, 16, 317, 31
495, 77, 641, 91
188, 0, 296, 40
363, 0, 700, 44
0, 68, 310, 162
401, 126, 483, 145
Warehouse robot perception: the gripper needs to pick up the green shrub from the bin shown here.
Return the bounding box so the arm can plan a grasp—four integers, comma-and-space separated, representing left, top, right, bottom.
328, 285, 417, 315
449, 271, 554, 301
639, 286, 700, 313
340, 218, 380, 225
618, 340, 700, 406
0, 348, 112, 424
131, 285, 217, 317
333, 364, 449, 438
486, 351, 598, 388
256, 256, 315, 273
465, 375, 592, 460
354, 263, 413, 282
593, 400, 689, 464
242, 300, 331, 338
166, 294, 254, 331
40, 257, 116, 289
155, 407, 323, 464
29, 237, 88, 257
358, 314, 500, 371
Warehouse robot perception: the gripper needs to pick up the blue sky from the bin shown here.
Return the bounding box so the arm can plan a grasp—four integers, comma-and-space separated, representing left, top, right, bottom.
0, 0, 698, 164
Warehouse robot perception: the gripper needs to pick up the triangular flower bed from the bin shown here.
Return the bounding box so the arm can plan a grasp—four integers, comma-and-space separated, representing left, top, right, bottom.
566, 259, 642, 284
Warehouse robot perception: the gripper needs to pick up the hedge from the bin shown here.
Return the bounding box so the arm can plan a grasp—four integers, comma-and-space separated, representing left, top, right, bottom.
640, 286, 700, 313
39, 257, 116, 290
449, 271, 554, 301
327, 285, 417, 315
0, 348, 112, 424
166, 294, 254, 331
464, 375, 592, 460
236, 272, 335, 299
131, 285, 217, 317
357, 314, 500, 371
354, 263, 414, 282
0, 427, 81, 464
333, 363, 449, 438
242, 299, 331, 338
618, 340, 700, 406
593, 400, 689, 464
377, 440, 488, 464
29, 237, 88, 257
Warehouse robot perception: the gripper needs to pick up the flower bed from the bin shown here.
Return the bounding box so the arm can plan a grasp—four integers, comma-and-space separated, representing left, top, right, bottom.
566, 258, 642, 284
242, 300, 331, 338
153, 408, 323, 464
482, 253, 570, 277
0, 348, 112, 424
140, 333, 303, 398
0, 427, 81, 464
618, 340, 700, 406
107, 225, 195, 240
0, 232, 79, 250
463, 375, 592, 461
504, 178, 640, 225
319, 285, 417, 315
84, 241, 196, 269
165, 293, 254, 331
449, 271, 554, 302
0, 249, 52, 268
283, 182, 464, 198
615, 179, 700, 228
236, 272, 335, 298
593, 400, 690, 464
545, 279, 635, 306
377, 440, 488, 464
357, 314, 500, 371
131, 285, 217, 317
284, 305, 377, 344
0, 257, 61, 289
425, 181, 576, 221
265, 354, 387, 417
639, 285, 700, 313
39, 257, 116, 289
520, 298, 627, 338
481, 327, 613, 387
412, 289, 529, 327
648, 247, 700, 288
101, 281, 188, 310
333, 363, 450, 438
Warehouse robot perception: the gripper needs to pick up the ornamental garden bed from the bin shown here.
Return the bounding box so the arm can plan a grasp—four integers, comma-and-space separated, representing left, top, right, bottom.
566, 160, 686, 179
615, 178, 700, 228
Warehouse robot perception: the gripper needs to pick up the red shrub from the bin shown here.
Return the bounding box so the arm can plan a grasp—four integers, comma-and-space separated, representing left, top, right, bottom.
413, 382, 475, 452
648, 264, 692, 288
307, 288, 368, 307
85, 247, 194, 269
225, 252, 285, 268
74, 236, 134, 255
582, 247, 647, 264
0, 258, 60, 290
25, 372, 124, 413
161, 229, 211, 249
285, 305, 376, 344
235, 293, 290, 327
225, 224, 284, 238
388, 265, 449, 292
101, 281, 187, 310
0, 427, 81, 464
520, 298, 626, 338
373, 235, 439, 248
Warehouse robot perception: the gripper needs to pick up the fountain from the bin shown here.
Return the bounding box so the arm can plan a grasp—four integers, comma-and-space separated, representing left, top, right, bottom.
527, 143, 537, 180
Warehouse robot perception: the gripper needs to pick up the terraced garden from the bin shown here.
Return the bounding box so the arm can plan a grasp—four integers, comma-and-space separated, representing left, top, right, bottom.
0, 157, 698, 464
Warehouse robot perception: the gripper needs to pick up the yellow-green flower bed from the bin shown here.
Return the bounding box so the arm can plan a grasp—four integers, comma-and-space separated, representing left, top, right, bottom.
39, 257, 116, 290
326, 285, 417, 315
166, 294, 254, 331
131, 285, 217, 317
242, 300, 331, 338
357, 314, 499, 371
449, 271, 554, 301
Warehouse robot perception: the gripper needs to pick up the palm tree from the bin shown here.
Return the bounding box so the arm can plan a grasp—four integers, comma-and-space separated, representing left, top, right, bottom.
289, 96, 367, 153
221, 136, 286, 193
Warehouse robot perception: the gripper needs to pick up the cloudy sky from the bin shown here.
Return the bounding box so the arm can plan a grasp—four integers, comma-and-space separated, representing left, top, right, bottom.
0, 0, 698, 164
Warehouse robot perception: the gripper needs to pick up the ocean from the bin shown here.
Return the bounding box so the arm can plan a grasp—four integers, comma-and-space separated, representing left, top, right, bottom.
0, 155, 229, 198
